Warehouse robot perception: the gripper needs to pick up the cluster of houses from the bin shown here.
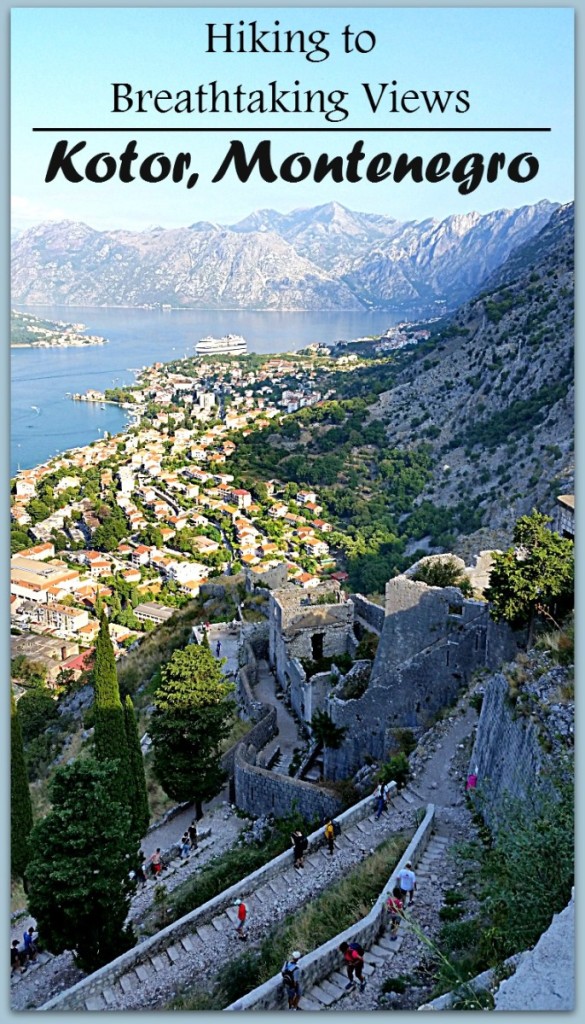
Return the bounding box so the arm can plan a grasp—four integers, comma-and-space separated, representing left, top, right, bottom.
11, 353, 353, 685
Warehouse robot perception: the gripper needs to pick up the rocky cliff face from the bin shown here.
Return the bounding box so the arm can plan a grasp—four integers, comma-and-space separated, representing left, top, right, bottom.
11, 200, 557, 312
373, 202, 574, 552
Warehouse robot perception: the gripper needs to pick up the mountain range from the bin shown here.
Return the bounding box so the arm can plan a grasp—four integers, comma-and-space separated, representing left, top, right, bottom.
372, 201, 574, 553
11, 200, 558, 314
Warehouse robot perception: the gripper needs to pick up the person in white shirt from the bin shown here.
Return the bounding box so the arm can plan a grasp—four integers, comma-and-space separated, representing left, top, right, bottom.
396, 861, 417, 905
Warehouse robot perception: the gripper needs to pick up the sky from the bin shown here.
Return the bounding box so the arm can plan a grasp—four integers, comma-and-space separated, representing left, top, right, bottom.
11, 6, 574, 232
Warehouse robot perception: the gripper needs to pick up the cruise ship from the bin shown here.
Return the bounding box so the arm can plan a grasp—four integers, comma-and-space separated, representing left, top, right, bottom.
196, 334, 248, 356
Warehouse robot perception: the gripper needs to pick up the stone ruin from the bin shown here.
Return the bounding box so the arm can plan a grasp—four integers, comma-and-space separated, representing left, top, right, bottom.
263, 555, 523, 783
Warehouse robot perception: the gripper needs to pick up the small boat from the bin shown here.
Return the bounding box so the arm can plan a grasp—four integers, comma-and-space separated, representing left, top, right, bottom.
30, 405, 40, 413
101, 403, 106, 409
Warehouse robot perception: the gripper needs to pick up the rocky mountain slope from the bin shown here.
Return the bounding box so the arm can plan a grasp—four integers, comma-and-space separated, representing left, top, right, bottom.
11, 200, 557, 313
372, 201, 574, 554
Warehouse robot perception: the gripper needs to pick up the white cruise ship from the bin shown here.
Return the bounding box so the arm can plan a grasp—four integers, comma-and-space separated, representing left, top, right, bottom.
196, 334, 248, 356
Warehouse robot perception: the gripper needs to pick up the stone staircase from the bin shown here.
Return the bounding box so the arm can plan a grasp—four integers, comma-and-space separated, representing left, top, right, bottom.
60, 801, 418, 1011
298, 831, 452, 1011
11, 950, 54, 986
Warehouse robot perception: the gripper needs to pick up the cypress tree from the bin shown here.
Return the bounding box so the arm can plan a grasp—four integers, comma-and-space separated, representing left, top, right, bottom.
26, 758, 138, 972
123, 695, 150, 838
93, 612, 131, 807
11, 695, 33, 881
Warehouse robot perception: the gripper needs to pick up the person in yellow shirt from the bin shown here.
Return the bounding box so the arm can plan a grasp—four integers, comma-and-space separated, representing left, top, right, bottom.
324, 818, 335, 855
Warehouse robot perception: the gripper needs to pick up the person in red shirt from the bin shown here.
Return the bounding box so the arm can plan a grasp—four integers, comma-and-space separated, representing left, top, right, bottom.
235, 898, 248, 940
338, 940, 366, 992
386, 886, 404, 939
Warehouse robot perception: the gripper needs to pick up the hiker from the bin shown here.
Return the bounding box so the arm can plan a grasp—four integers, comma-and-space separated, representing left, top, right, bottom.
291, 829, 307, 868
23, 927, 37, 962
466, 766, 478, 791
149, 848, 163, 876
338, 940, 366, 992
188, 820, 198, 848
374, 782, 386, 819
11, 940, 26, 975
216, 640, 221, 657
324, 818, 335, 855
396, 861, 417, 905
386, 886, 404, 939
136, 858, 147, 887
179, 833, 191, 860
282, 950, 302, 1009
234, 898, 248, 940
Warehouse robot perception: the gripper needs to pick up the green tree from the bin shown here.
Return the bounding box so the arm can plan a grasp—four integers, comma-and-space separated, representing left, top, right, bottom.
11, 696, 33, 881
17, 688, 59, 743
150, 643, 235, 818
93, 613, 131, 807
310, 709, 348, 750
486, 511, 574, 643
124, 695, 150, 838
26, 758, 137, 971
412, 557, 473, 596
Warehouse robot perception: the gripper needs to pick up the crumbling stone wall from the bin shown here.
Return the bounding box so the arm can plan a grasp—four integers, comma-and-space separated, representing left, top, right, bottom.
323, 573, 521, 781
268, 584, 355, 697
351, 593, 385, 635
234, 741, 341, 820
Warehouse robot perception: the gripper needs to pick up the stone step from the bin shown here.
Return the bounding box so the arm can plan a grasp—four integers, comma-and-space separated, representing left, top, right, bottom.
135, 961, 155, 981
224, 905, 240, 924
196, 924, 218, 944
283, 869, 300, 884
102, 986, 118, 1006
364, 950, 384, 966
362, 961, 375, 977
331, 970, 351, 990
298, 995, 323, 1011
319, 978, 346, 1002
345, 830, 363, 846
370, 942, 392, 959
211, 916, 227, 933
355, 821, 372, 834
164, 937, 183, 962
309, 984, 339, 1006
400, 790, 416, 804
180, 933, 201, 953
377, 935, 399, 952
36, 951, 52, 965
150, 954, 169, 970
266, 877, 287, 895
335, 834, 354, 850
119, 971, 138, 994
255, 884, 273, 904
85, 994, 107, 1010
306, 853, 323, 870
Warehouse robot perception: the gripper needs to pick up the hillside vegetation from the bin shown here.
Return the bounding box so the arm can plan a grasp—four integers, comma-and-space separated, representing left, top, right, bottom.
229, 203, 573, 582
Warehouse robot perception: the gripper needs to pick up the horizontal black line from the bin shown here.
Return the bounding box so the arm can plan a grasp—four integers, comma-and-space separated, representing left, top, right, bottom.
33, 126, 552, 133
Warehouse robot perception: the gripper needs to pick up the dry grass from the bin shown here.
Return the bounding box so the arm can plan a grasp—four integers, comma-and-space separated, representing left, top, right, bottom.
220, 717, 253, 752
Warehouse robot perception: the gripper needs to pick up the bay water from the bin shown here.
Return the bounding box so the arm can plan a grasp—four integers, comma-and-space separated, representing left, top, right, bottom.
11, 306, 400, 474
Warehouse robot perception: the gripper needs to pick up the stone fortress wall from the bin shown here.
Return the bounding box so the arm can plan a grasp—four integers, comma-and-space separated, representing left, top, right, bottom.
228, 623, 344, 818
323, 567, 522, 781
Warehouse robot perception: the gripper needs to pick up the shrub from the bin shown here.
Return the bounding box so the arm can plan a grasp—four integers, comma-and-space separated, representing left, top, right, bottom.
392, 728, 417, 756
379, 752, 410, 788
382, 976, 408, 993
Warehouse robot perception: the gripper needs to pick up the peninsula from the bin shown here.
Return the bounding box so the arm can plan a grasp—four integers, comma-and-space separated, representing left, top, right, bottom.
11, 309, 108, 348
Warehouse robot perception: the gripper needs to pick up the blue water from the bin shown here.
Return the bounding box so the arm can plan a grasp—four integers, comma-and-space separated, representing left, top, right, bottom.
11, 306, 399, 474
